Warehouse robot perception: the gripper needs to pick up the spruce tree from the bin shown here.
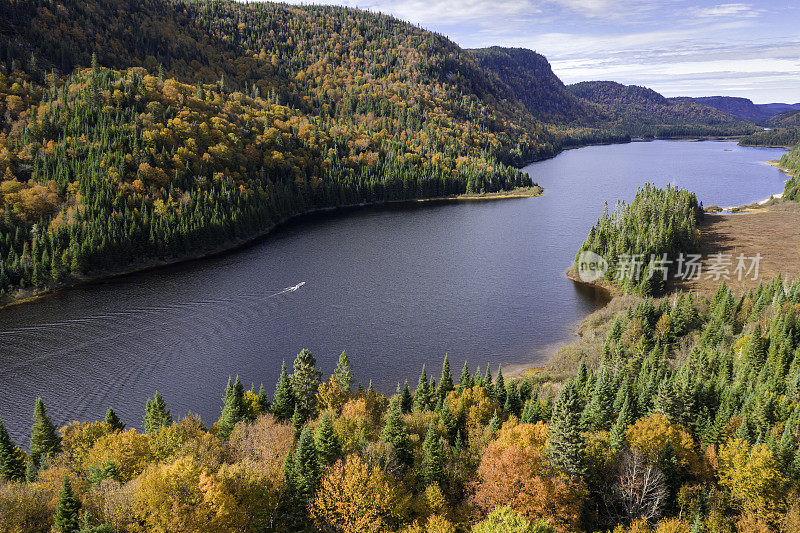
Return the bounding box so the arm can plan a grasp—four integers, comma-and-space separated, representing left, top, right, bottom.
495, 366, 506, 407
582, 367, 615, 431
334, 350, 354, 391
292, 349, 322, 418
546, 381, 585, 476
293, 427, 321, 504
272, 361, 295, 421
217, 376, 246, 440
420, 420, 444, 487
143, 391, 172, 434
413, 364, 431, 412
437, 354, 454, 401
400, 381, 413, 414
0, 418, 26, 481
382, 396, 412, 466
459, 360, 471, 390
521, 398, 540, 424
292, 404, 306, 435
30, 397, 61, 467
504, 382, 521, 417
314, 411, 341, 466
54, 476, 81, 533
104, 408, 124, 432
487, 410, 501, 437
257, 384, 270, 414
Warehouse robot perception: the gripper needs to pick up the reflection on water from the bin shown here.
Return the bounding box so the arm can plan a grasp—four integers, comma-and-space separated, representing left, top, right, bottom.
0, 141, 788, 445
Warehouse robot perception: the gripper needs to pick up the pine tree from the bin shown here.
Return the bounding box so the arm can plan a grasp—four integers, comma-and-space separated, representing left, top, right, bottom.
503, 382, 521, 417
314, 411, 341, 466
582, 367, 615, 431
334, 350, 354, 391
487, 410, 501, 437
459, 360, 471, 390
143, 391, 172, 434
437, 354, 454, 401
292, 404, 306, 435
421, 420, 444, 487
104, 408, 124, 432
217, 376, 246, 440
413, 364, 431, 412
292, 349, 322, 418
0, 418, 26, 482
610, 402, 630, 450
257, 384, 270, 414
521, 399, 539, 424
495, 365, 506, 407
546, 381, 585, 476
30, 397, 61, 467
272, 361, 296, 421
382, 396, 412, 466
54, 476, 81, 533
400, 381, 413, 413
293, 427, 321, 505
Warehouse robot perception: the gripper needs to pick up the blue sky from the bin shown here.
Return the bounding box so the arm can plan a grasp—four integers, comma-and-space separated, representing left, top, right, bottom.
281, 1, 800, 103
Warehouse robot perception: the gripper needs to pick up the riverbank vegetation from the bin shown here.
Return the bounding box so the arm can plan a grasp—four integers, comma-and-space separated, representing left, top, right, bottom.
575, 185, 703, 296
739, 128, 800, 148
3, 276, 800, 532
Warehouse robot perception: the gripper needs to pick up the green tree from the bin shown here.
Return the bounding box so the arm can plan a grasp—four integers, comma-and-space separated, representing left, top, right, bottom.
0, 418, 26, 481
314, 411, 341, 466
546, 381, 585, 476
104, 407, 124, 432
30, 397, 61, 468
54, 476, 81, 533
437, 353, 454, 401
382, 396, 412, 466
459, 360, 472, 390
333, 350, 354, 391
413, 364, 431, 412
143, 391, 172, 434
421, 420, 445, 487
292, 349, 322, 418
293, 427, 321, 505
400, 381, 413, 413
217, 375, 246, 440
272, 361, 295, 421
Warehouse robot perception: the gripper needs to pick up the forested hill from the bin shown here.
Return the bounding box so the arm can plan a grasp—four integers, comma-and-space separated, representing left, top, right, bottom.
0, 0, 573, 302
568, 81, 758, 138
690, 96, 800, 125
469, 46, 608, 125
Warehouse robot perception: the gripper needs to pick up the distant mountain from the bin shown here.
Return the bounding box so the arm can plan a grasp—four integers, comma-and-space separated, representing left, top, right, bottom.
768, 109, 800, 128
691, 97, 800, 125
469, 46, 607, 125
568, 81, 758, 138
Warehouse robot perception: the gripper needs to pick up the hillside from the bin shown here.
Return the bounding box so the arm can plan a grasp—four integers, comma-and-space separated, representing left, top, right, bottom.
1, 0, 593, 302
692, 96, 800, 125
469, 46, 607, 125
769, 109, 800, 128
569, 81, 759, 137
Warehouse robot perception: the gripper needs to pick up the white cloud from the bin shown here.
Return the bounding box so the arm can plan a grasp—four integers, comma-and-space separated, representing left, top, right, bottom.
692, 3, 762, 18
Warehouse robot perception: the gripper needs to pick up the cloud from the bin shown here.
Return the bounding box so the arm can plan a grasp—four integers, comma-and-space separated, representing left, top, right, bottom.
692, 3, 763, 18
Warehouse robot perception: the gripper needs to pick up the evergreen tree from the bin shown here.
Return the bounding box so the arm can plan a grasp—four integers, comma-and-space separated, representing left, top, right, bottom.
292, 404, 306, 435
487, 410, 501, 437
437, 353, 454, 401
609, 402, 630, 450
582, 367, 615, 431
382, 396, 412, 466
54, 476, 81, 533
293, 427, 321, 505
292, 349, 322, 418
420, 420, 445, 487
546, 381, 585, 476
104, 408, 124, 432
494, 365, 506, 406
0, 418, 26, 482
272, 361, 295, 421
217, 375, 246, 440
143, 391, 172, 434
521, 399, 539, 424
400, 381, 413, 414
459, 360, 472, 390
503, 382, 521, 417
314, 411, 341, 466
334, 350, 354, 391
30, 397, 61, 467
257, 384, 270, 414
413, 364, 431, 412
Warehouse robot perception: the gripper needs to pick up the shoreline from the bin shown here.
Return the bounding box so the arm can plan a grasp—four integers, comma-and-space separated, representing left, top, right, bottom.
0, 187, 542, 311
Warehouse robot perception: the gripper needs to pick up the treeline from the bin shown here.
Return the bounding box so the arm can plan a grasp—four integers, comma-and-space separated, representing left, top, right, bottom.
575, 184, 702, 295
567, 82, 758, 139
781, 144, 800, 200
739, 128, 800, 148
3, 276, 800, 531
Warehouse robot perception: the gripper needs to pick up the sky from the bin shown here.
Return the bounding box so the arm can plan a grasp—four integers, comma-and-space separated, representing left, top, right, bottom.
280, 0, 800, 103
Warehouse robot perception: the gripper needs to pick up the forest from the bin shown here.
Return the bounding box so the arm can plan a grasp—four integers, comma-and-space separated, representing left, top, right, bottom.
3, 275, 800, 532
739, 128, 800, 148
574, 185, 703, 296
0, 0, 762, 302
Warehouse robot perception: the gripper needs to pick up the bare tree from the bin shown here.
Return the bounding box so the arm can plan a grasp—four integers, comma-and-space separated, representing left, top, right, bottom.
602, 448, 668, 527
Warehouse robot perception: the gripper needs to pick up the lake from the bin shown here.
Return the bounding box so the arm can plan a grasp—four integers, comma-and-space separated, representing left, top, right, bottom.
0, 140, 788, 444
